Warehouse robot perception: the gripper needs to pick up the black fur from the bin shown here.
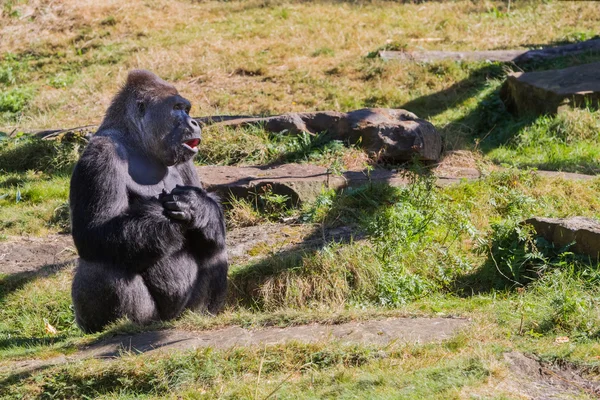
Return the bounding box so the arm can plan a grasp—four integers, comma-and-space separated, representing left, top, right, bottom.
70, 70, 227, 333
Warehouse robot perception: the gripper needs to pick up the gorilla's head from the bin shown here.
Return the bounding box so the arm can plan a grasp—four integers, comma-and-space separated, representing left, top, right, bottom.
103, 70, 202, 166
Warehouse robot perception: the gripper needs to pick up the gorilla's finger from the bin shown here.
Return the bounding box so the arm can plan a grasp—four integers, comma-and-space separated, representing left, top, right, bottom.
158, 189, 168, 201
163, 201, 183, 211
159, 194, 178, 203
166, 210, 188, 220
171, 187, 191, 195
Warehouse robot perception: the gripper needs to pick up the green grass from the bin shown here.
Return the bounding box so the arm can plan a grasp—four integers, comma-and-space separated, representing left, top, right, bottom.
488, 108, 600, 174
0, 340, 503, 399
0, 171, 71, 236
2, 172, 600, 356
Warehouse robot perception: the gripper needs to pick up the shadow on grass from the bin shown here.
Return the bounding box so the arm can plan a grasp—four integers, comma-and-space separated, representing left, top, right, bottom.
0, 261, 73, 304
0, 334, 70, 350
226, 183, 400, 310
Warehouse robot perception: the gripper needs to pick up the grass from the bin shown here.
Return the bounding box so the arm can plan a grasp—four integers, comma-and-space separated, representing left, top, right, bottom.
2, 0, 600, 398
1, 340, 503, 399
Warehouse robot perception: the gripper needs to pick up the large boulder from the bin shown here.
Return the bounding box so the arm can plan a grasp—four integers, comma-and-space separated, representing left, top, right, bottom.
200, 108, 443, 162
500, 62, 600, 116
525, 216, 600, 259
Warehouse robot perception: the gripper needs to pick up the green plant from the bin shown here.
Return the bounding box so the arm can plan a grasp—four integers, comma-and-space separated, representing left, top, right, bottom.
0, 86, 33, 117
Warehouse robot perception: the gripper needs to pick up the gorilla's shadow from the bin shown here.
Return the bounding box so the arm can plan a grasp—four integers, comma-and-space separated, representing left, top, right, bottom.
0, 262, 75, 352
87, 330, 192, 359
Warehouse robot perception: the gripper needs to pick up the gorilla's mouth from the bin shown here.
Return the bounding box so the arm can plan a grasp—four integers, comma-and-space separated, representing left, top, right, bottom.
182, 138, 201, 152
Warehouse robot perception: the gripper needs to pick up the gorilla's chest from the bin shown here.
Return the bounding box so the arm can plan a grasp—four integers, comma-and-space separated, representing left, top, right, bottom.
127, 157, 183, 198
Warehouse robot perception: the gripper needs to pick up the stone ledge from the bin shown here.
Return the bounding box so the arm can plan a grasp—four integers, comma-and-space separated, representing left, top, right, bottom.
525, 216, 600, 259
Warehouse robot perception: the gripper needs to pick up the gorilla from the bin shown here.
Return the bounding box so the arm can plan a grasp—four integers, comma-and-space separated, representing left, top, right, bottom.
70, 70, 228, 333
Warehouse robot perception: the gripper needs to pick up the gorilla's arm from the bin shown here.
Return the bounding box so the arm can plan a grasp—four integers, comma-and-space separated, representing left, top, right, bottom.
70, 137, 186, 270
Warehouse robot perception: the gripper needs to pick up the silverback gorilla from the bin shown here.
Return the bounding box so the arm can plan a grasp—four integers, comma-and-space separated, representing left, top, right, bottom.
70, 70, 228, 333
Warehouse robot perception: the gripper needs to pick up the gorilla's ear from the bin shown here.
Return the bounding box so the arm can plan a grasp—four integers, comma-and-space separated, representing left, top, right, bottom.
137, 101, 146, 117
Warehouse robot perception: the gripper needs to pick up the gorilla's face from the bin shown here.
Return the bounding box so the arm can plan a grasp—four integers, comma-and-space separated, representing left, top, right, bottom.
141, 94, 201, 166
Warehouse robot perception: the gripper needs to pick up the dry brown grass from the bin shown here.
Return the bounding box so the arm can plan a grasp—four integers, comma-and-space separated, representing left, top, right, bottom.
2, 0, 599, 132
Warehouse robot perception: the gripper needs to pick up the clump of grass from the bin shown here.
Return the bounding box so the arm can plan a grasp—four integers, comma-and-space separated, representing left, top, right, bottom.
0, 171, 71, 235
232, 174, 477, 309
0, 339, 495, 399
224, 196, 264, 228
229, 243, 380, 310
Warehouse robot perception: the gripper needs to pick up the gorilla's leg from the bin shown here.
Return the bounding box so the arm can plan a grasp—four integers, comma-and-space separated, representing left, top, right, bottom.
207, 260, 228, 314
141, 250, 199, 320
186, 252, 228, 315
72, 260, 159, 333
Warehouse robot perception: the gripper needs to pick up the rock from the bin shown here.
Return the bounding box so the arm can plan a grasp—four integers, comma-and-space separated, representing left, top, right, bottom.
199, 108, 443, 162
500, 62, 600, 115
525, 216, 600, 258
337, 108, 442, 162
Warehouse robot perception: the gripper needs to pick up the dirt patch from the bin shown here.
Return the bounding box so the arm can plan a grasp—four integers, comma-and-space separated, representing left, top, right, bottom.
0, 235, 76, 275
226, 223, 360, 264
499, 351, 600, 399
3, 317, 468, 374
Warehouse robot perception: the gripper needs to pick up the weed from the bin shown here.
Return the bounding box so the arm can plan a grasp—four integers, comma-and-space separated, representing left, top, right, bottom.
225, 196, 264, 228
0, 86, 33, 119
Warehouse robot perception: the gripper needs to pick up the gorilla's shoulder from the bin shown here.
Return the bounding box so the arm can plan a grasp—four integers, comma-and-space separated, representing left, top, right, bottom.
81, 132, 129, 165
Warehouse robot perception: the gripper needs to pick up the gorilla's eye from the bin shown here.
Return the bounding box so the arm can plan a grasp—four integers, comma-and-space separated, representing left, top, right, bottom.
173, 103, 191, 115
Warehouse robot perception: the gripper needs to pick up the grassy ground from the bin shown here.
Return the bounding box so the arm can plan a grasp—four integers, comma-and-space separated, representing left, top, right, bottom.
2, 0, 600, 398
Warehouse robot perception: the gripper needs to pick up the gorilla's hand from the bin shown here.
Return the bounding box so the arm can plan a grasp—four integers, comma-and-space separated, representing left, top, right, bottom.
160, 185, 208, 228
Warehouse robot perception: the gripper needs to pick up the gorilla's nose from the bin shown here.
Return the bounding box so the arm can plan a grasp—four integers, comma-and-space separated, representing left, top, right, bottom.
187, 117, 201, 135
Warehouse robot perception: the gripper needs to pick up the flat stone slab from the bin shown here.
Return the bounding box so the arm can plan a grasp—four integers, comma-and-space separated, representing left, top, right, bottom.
526, 216, 600, 259
379, 38, 600, 63
501, 62, 600, 115
0, 235, 77, 275
4, 317, 468, 374
83, 318, 468, 358
501, 351, 600, 399
198, 163, 480, 205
